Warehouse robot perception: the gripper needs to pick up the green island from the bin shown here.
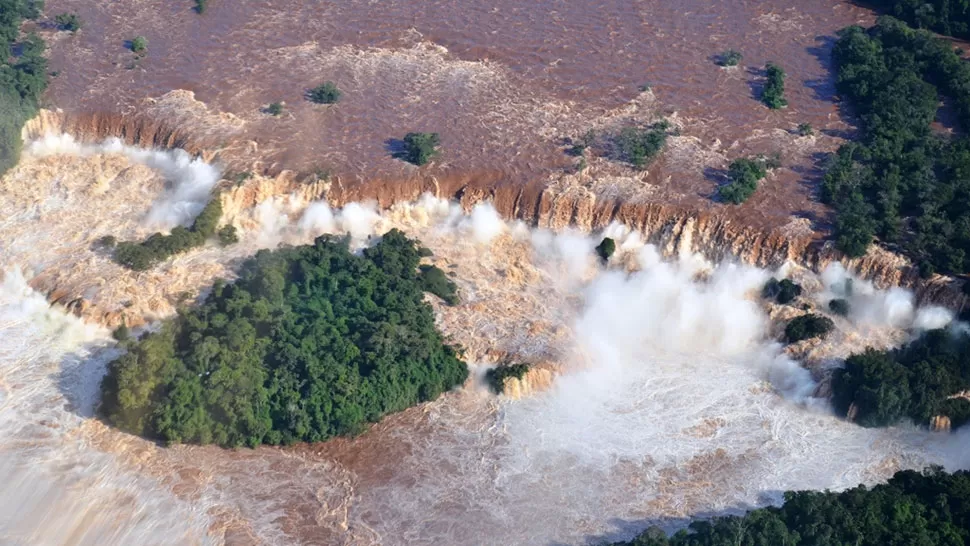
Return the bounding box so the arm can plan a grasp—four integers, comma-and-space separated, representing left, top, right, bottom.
0, 0, 48, 176
99, 229, 468, 447
612, 467, 970, 546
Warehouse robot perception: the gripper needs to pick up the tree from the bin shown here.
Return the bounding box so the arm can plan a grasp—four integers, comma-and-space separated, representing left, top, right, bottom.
397, 132, 440, 166
595, 237, 616, 263
307, 81, 341, 104
265, 102, 283, 116
194, 0, 207, 14
614, 120, 669, 169
761, 62, 788, 109
54, 13, 81, 32
129, 36, 148, 54
829, 298, 850, 316
784, 314, 834, 343
719, 157, 772, 204
717, 49, 742, 67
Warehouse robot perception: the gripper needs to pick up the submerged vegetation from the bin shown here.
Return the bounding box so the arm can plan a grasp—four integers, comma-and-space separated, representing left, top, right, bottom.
396, 132, 440, 166
307, 81, 341, 104
784, 314, 834, 343
718, 155, 778, 204
761, 62, 788, 109
716, 49, 742, 67
113, 198, 227, 270
485, 364, 530, 394
0, 0, 48, 177
100, 230, 468, 447
833, 329, 970, 429
615, 120, 670, 169
824, 17, 970, 273
612, 467, 970, 546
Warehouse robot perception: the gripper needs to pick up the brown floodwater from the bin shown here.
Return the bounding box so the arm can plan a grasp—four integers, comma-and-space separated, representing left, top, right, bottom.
41, 0, 875, 230
16, 2, 969, 545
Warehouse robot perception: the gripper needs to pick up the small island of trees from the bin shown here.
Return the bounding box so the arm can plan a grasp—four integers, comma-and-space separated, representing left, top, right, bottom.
100, 230, 468, 447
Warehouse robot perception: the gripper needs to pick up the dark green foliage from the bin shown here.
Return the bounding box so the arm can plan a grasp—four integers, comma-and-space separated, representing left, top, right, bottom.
595, 237, 616, 263
832, 329, 970, 428
0, 1, 48, 177
717, 49, 743, 67
265, 102, 283, 116
113, 198, 223, 270
761, 62, 788, 109
718, 156, 773, 204
194, 0, 207, 14
99, 229, 468, 447
762, 278, 803, 305
829, 298, 851, 316
397, 132, 440, 166
485, 364, 530, 394
862, 0, 970, 39
97, 235, 117, 248
419, 264, 459, 305
217, 224, 238, 246
612, 467, 970, 546
784, 313, 834, 343
54, 13, 81, 32
824, 17, 970, 272
307, 81, 341, 104
112, 323, 130, 342
614, 120, 669, 169
797, 122, 813, 136
129, 36, 147, 54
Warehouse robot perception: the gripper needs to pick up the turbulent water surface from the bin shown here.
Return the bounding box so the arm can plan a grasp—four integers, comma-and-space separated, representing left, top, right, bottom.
3, 0, 970, 545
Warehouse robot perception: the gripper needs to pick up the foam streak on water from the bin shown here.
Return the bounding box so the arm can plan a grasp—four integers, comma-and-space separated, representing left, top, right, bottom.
0, 270, 213, 545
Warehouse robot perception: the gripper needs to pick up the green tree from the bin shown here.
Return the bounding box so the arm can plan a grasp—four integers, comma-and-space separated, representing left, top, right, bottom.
307, 81, 341, 104
397, 132, 440, 166
129, 36, 148, 54
761, 62, 788, 109
595, 237, 616, 263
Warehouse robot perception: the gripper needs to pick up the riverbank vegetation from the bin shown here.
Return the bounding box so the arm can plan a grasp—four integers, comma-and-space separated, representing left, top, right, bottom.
861, 0, 970, 39
113, 197, 226, 270
485, 364, 530, 394
612, 467, 970, 545
100, 230, 468, 447
832, 328, 970, 429
823, 17, 970, 273
0, 0, 48, 177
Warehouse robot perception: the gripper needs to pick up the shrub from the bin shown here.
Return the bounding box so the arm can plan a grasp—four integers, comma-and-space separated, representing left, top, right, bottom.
717, 49, 742, 67
194, 0, 207, 13
112, 198, 223, 270
784, 313, 834, 343
265, 102, 283, 116
615, 120, 669, 169
307, 81, 341, 104
397, 132, 440, 166
485, 364, 530, 394
718, 156, 772, 204
595, 237, 616, 263
54, 13, 81, 32
97, 235, 117, 248
828, 298, 850, 316
129, 36, 148, 54
761, 62, 788, 109
99, 229, 468, 447
797, 122, 813, 136
112, 323, 130, 342
419, 264, 459, 305
762, 277, 802, 304
217, 225, 238, 246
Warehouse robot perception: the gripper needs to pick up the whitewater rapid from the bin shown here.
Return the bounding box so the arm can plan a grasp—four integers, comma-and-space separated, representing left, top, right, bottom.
0, 137, 967, 545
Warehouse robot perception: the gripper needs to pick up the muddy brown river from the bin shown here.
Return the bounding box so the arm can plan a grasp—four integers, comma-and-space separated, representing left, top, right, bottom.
6, 1, 968, 545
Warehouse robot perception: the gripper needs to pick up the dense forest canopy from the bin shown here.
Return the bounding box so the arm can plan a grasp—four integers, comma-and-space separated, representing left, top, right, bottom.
824, 17, 970, 274
0, 0, 48, 176
613, 467, 970, 546
862, 0, 970, 39
100, 230, 468, 447
832, 328, 970, 429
